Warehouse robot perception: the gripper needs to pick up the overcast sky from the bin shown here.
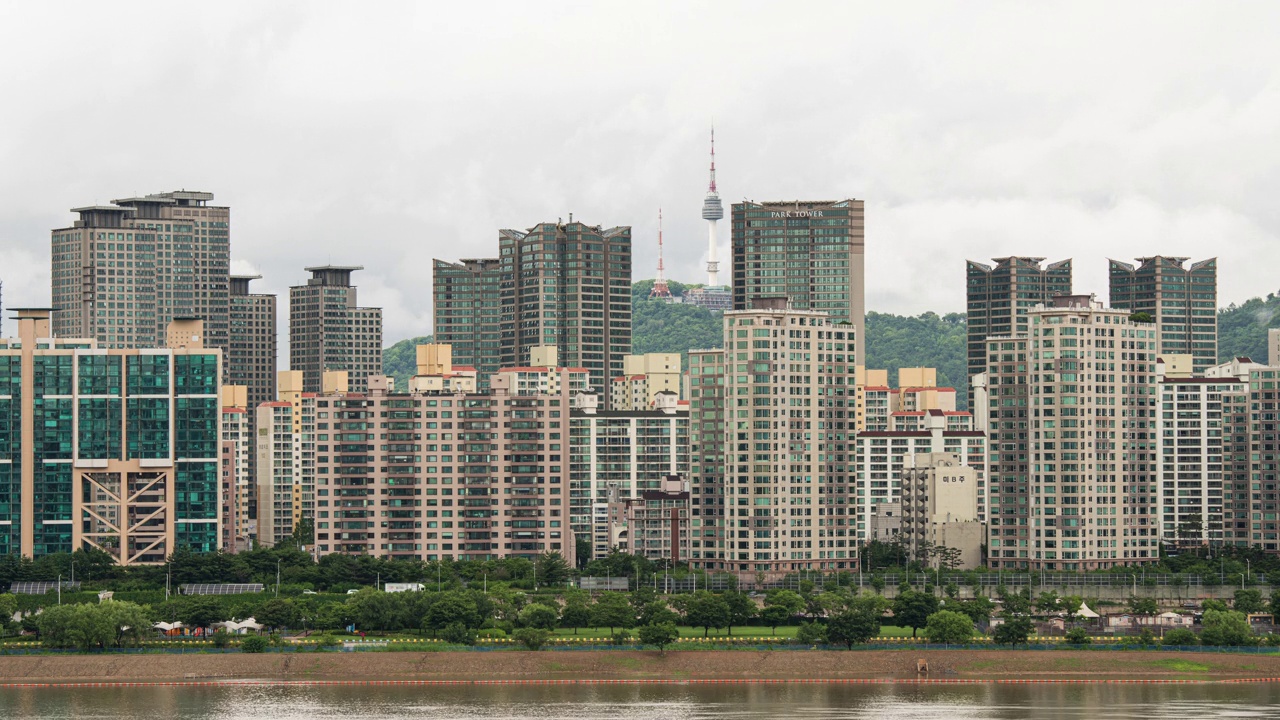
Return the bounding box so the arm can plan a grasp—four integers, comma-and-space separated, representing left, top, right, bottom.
2, 1, 1278, 344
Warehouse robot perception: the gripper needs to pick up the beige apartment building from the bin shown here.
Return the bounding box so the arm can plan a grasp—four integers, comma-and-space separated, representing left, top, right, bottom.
981, 295, 1160, 571
899, 452, 985, 569
610, 353, 681, 410
720, 298, 856, 578
310, 371, 577, 563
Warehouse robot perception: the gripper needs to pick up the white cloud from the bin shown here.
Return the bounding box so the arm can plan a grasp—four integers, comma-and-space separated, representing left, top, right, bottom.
1, 1, 1278, 345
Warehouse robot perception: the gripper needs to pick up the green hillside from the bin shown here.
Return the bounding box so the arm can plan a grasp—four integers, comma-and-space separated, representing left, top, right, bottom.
382, 335, 432, 390
1219, 293, 1280, 363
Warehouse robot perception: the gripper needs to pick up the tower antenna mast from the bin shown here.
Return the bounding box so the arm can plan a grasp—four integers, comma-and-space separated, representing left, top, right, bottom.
701, 126, 725, 286
649, 208, 672, 299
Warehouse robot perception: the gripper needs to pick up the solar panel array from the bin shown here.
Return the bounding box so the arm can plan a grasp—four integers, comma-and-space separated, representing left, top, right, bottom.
179, 583, 265, 596
9, 581, 82, 594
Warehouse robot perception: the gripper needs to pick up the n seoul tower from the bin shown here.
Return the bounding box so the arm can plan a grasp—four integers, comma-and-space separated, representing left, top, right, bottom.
701, 126, 724, 287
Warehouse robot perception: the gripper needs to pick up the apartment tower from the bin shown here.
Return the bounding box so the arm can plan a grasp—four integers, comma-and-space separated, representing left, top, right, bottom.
721, 298, 856, 578
51, 191, 230, 350
966, 257, 1072, 401
983, 295, 1159, 570
1109, 257, 1218, 374
228, 275, 278, 412
289, 266, 383, 394
731, 200, 865, 366
434, 219, 632, 399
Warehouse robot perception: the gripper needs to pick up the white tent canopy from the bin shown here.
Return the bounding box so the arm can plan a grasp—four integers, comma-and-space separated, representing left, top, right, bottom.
1076, 603, 1100, 618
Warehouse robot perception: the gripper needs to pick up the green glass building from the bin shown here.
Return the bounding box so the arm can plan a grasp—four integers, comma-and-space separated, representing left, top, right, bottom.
0, 309, 221, 564
1109, 256, 1217, 374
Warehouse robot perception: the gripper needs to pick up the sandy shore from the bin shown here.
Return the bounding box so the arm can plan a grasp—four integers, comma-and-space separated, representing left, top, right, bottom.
3, 649, 1280, 684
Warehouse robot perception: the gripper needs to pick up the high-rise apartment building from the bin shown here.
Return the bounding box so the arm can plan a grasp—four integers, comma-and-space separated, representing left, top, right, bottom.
688, 348, 726, 570
1156, 375, 1239, 547
51, 191, 230, 351
609, 353, 682, 410
1109, 257, 1218, 374
981, 295, 1159, 570
220, 390, 251, 553
311, 374, 574, 563
228, 275, 277, 412
568, 393, 690, 560
431, 258, 502, 382
289, 266, 383, 394
0, 310, 222, 563
966, 257, 1072, 397
1269, 328, 1280, 367
720, 299, 856, 578
434, 220, 632, 399
731, 200, 866, 365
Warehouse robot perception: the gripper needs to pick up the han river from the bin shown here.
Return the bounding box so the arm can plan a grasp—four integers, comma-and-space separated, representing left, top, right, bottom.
2, 683, 1280, 719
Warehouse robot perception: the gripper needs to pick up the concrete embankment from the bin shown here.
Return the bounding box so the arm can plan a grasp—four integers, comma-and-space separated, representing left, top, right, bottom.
3, 650, 1280, 685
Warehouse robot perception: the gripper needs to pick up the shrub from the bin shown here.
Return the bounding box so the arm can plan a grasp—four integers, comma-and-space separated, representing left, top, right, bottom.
796, 621, 827, 644
240, 635, 269, 653
314, 634, 340, 649
1162, 628, 1199, 646
1137, 628, 1157, 647
211, 630, 231, 649
610, 629, 633, 645
1064, 628, 1090, 645
441, 622, 477, 646
476, 627, 507, 639
513, 628, 551, 651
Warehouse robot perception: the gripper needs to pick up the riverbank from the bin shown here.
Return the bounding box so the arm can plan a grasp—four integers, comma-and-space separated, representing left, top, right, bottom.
3, 649, 1280, 684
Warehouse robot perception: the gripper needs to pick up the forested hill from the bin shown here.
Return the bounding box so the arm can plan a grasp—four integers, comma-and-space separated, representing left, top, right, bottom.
1218, 293, 1280, 364
383, 284, 1280, 405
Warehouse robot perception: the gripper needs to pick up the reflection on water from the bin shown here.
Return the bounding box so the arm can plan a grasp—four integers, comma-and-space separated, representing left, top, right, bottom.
3, 683, 1280, 719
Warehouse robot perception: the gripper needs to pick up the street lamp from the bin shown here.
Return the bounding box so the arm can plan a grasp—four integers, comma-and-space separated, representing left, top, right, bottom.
275, 558, 282, 597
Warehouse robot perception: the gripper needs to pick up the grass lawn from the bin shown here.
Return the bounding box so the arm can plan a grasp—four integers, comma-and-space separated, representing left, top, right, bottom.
549, 625, 921, 639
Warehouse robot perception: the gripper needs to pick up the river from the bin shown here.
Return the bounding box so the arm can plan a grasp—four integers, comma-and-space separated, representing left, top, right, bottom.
2, 683, 1279, 719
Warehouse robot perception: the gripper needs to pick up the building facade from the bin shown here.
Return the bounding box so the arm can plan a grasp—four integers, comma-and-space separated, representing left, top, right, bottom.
731, 200, 866, 366
966, 257, 1072, 401
434, 220, 632, 399
983, 295, 1160, 570
854, 411, 987, 544
0, 310, 221, 564
311, 375, 575, 564
720, 299, 856, 578
51, 191, 230, 352
228, 275, 277, 412
1109, 257, 1218, 375
568, 394, 690, 560
603, 476, 692, 564
688, 348, 726, 570
289, 266, 383, 394
610, 353, 682, 410
899, 452, 985, 569
1156, 376, 1240, 547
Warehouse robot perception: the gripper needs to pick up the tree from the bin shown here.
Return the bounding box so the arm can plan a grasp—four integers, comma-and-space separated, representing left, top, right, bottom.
997, 586, 1032, 616
513, 627, 552, 651
924, 610, 974, 644
1202, 598, 1229, 612
892, 590, 939, 638
723, 592, 756, 636
1162, 627, 1199, 646
762, 605, 791, 635
685, 591, 730, 638
1064, 628, 1090, 645
764, 590, 805, 618
957, 595, 994, 625
637, 622, 679, 652
1034, 590, 1061, 615
589, 592, 635, 633
255, 599, 299, 633
993, 617, 1034, 645
240, 635, 269, 653
424, 592, 480, 635
537, 552, 571, 587
178, 596, 229, 631
796, 621, 827, 644
1127, 596, 1158, 617
826, 609, 881, 649
638, 600, 678, 627
560, 599, 592, 634
519, 603, 560, 630
0, 593, 18, 636
1234, 588, 1265, 614
1200, 609, 1255, 647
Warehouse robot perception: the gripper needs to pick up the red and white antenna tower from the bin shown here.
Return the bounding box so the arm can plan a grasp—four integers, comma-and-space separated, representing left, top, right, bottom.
649, 208, 672, 299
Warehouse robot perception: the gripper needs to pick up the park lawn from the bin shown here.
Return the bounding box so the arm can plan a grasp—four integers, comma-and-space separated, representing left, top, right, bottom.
549, 625, 921, 639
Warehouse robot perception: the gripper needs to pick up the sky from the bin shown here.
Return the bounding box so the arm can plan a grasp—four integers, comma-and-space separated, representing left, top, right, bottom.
1, 1, 1278, 345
